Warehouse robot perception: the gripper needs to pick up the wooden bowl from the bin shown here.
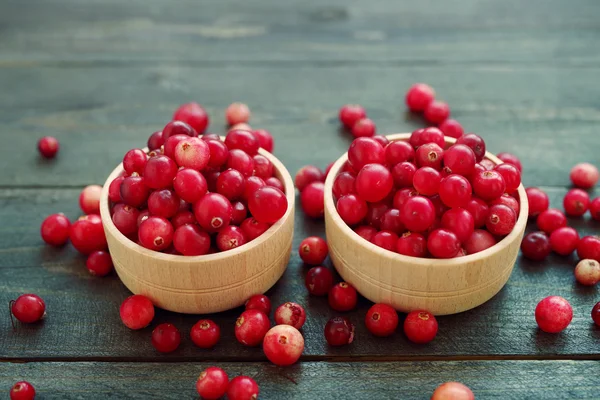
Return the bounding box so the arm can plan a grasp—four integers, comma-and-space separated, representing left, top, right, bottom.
324, 133, 528, 315
99, 148, 295, 314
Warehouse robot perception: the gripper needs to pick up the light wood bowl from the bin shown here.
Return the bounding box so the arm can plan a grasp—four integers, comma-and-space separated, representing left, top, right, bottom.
324, 133, 528, 315
99, 147, 295, 314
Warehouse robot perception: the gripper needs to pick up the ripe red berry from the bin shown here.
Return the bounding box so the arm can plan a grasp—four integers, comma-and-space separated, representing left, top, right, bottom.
472, 170, 506, 201
216, 225, 247, 252
464, 199, 488, 229
173, 224, 211, 255
235, 309, 271, 346
163, 120, 197, 141
392, 162, 417, 187
216, 168, 246, 200
294, 166, 324, 193
172, 168, 207, 203
265, 176, 284, 191
328, 282, 358, 312
549, 227, 579, 256
563, 188, 590, 217
227, 376, 259, 400
38, 136, 59, 158
590, 197, 600, 221
400, 196, 435, 232
424, 100, 450, 124
494, 163, 521, 193
456, 133, 486, 162
172, 102, 209, 134
274, 302, 306, 329
10, 294, 45, 324
147, 131, 164, 151
196, 367, 228, 400
525, 187, 549, 217
336, 194, 368, 226
70, 214, 107, 255
351, 118, 376, 138
427, 228, 461, 258
245, 294, 271, 315
339, 104, 367, 128
123, 148, 148, 176
324, 316, 355, 346
79, 184, 103, 215
332, 172, 356, 199
194, 193, 233, 232
536, 209, 567, 234
416, 143, 444, 170
174, 136, 210, 170
248, 186, 288, 223
577, 236, 600, 262
438, 119, 464, 139
496, 152, 522, 172
120, 175, 150, 208
464, 229, 497, 254
385, 140, 415, 165
355, 163, 393, 202
440, 208, 474, 243
439, 175, 472, 208
372, 230, 399, 251
570, 162, 599, 189
40, 213, 71, 246
148, 189, 180, 219
225, 129, 260, 156
486, 204, 516, 236
574, 259, 600, 286
380, 209, 405, 234
521, 231, 551, 261
409, 127, 445, 149
112, 205, 140, 236
242, 176, 266, 202
396, 232, 427, 257
252, 129, 274, 153
535, 296, 572, 333
240, 217, 270, 241
365, 303, 398, 337
413, 167, 441, 196
119, 295, 154, 330
108, 177, 124, 203
347, 137, 385, 170
86, 250, 113, 277
298, 236, 328, 265
231, 201, 248, 225
443, 144, 476, 176
263, 325, 304, 366
9, 381, 36, 400
431, 382, 475, 400
226, 102, 250, 125
403, 310, 438, 344
305, 266, 334, 296
405, 83, 435, 112
252, 154, 273, 179
366, 201, 390, 229
592, 302, 600, 326
144, 155, 178, 189
190, 319, 220, 349
151, 323, 181, 353
490, 193, 520, 217
138, 216, 174, 251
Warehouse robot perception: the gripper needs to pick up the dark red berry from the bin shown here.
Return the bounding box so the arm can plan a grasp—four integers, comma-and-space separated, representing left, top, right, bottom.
9, 381, 36, 400
86, 250, 113, 277
456, 133, 486, 162
355, 225, 378, 242
144, 155, 178, 189
196, 366, 228, 399
216, 225, 247, 251
339, 104, 367, 128
592, 302, 600, 326
465, 198, 489, 228
332, 172, 356, 199
324, 316, 355, 346
521, 231, 551, 261
245, 294, 271, 315
240, 217, 270, 241
563, 188, 590, 217
295, 165, 325, 192
38, 136, 59, 158
525, 187, 549, 217
162, 120, 197, 141
329, 282, 358, 312
396, 231, 427, 257
535, 296, 572, 333
147, 131, 164, 151
151, 323, 181, 353
438, 119, 464, 138
148, 189, 180, 218
120, 175, 150, 207
392, 162, 417, 188
11, 294, 45, 323
494, 163, 521, 193
227, 376, 260, 400
305, 266, 334, 296
138, 216, 174, 251
119, 294, 154, 330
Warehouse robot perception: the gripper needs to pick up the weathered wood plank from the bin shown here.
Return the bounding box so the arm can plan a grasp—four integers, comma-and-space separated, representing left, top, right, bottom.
2, 360, 599, 399
1, 187, 599, 360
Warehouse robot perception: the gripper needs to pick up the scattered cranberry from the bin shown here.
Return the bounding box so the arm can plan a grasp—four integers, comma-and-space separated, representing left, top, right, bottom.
78, 184, 103, 215
496, 152, 522, 172
574, 259, 600, 286
329, 282, 358, 312
351, 118, 376, 138
563, 188, 590, 217
347, 137, 385, 170
248, 186, 287, 223
400, 196, 435, 232
263, 325, 304, 366
365, 303, 398, 337
521, 232, 551, 261
324, 316, 355, 346
525, 187, 549, 217
38, 136, 59, 158
119, 295, 154, 330
396, 232, 427, 257
298, 236, 328, 265
245, 294, 271, 315
240, 217, 270, 241
464, 229, 497, 254
536, 209, 567, 234
295, 166, 324, 192
235, 309, 271, 346
590, 197, 600, 221
549, 227, 579, 256
427, 229, 460, 258
151, 323, 181, 353
252, 129, 274, 153
577, 236, 600, 262
339, 104, 367, 128
439, 175, 472, 208
535, 296, 572, 333
431, 382, 475, 400
70, 214, 107, 255
40, 213, 71, 246
570, 162, 599, 189
173, 224, 211, 255
305, 266, 334, 296
486, 204, 516, 236
403, 310, 438, 344
190, 319, 220, 349
405, 83, 435, 112
193, 193, 232, 232
86, 250, 113, 277
10, 294, 45, 324
216, 225, 247, 251
424, 100, 450, 124
196, 367, 229, 400
592, 302, 600, 326
227, 376, 259, 400
438, 119, 464, 138
225, 102, 251, 126
372, 230, 399, 252
274, 302, 306, 329
9, 381, 36, 400
172, 102, 209, 134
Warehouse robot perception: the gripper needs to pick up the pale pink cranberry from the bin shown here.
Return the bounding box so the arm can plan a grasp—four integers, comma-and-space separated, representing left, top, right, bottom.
431, 382, 475, 400
574, 259, 600, 286
174, 137, 210, 170
570, 162, 599, 189
226, 102, 251, 126
263, 325, 304, 366
274, 302, 306, 329
79, 185, 103, 215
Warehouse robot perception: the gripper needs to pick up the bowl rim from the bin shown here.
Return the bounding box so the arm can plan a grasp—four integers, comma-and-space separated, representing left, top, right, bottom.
324, 133, 529, 267
99, 142, 295, 263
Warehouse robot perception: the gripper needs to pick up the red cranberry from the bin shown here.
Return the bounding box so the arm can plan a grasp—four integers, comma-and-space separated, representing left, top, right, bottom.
70, 214, 107, 255
86, 250, 113, 277
439, 175, 472, 208
216, 225, 247, 251
392, 162, 417, 188
248, 186, 287, 223
535, 296, 572, 333
472, 170, 506, 201
332, 172, 356, 199
400, 196, 435, 232
108, 177, 124, 203
196, 366, 228, 399
138, 216, 174, 251
172, 103, 209, 133
574, 259, 600, 286
252, 154, 273, 179
191, 319, 220, 349
242, 176, 266, 202
147, 131, 164, 151
329, 282, 358, 312
298, 236, 328, 265
240, 217, 270, 241
123, 149, 148, 176
301, 182, 325, 218
577, 236, 600, 262
305, 266, 334, 296
225, 129, 260, 156
295, 165, 325, 191
525, 187, 549, 217
521, 232, 551, 261
465, 198, 489, 228
263, 325, 304, 366
365, 303, 398, 337
413, 167, 441, 196
274, 302, 306, 329
324, 316, 355, 346
380, 209, 405, 234
427, 229, 460, 258
486, 204, 516, 236
443, 144, 476, 176
494, 163, 521, 193
464, 229, 497, 254
148, 189, 180, 218
365, 201, 390, 230
456, 133, 486, 162
119, 295, 154, 330
396, 232, 427, 257
194, 193, 232, 232
216, 169, 246, 200
231, 201, 247, 225
10, 294, 45, 323
405, 83, 435, 112
9, 381, 36, 400
174, 136, 210, 170
163, 120, 197, 141
590, 197, 600, 221
252, 129, 274, 153
430, 194, 449, 217
120, 175, 150, 207
337, 194, 368, 225
172, 168, 207, 203
478, 159, 495, 171
372, 135, 390, 147
265, 176, 284, 191
245, 294, 271, 315
404, 310, 438, 344
424, 100, 450, 124
372, 230, 399, 251
38, 136, 59, 158
151, 323, 181, 353
226, 102, 250, 125
441, 208, 474, 243
490, 193, 520, 216
235, 309, 271, 346
78, 184, 103, 215
227, 376, 259, 400
549, 227, 579, 256
40, 213, 71, 246
438, 119, 464, 138
351, 118, 376, 137
339, 104, 367, 128
144, 155, 178, 189
393, 189, 418, 211
496, 152, 522, 172
570, 162, 599, 189
592, 302, 600, 326
355, 163, 393, 202
415, 143, 444, 170
536, 209, 567, 234
163, 134, 187, 159
230, 122, 251, 131
385, 141, 415, 165
173, 224, 210, 255
564, 188, 590, 217
431, 382, 474, 400
226, 149, 254, 177
409, 127, 445, 149
347, 137, 385, 170
136, 209, 149, 228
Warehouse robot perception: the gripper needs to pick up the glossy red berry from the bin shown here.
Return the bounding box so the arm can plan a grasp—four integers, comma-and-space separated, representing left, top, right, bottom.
265, 176, 284, 192
147, 131, 164, 151
521, 231, 551, 261
351, 118, 376, 138
120, 175, 150, 207
536, 209, 567, 234
240, 217, 270, 241
9, 381, 36, 400
486, 204, 516, 236
336, 194, 367, 225
148, 189, 180, 219
231, 201, 247, 225
365, 303, 398, 337
355, 163, 393, 202
424, 101, 450, 124
339, 104, 367, 128
380, 209, 405, 234
490, 193, 520, 216
427, 229, 461, 258
112, 205, 139, 236
494, 163, 521, 193
443, 144, 476, 176
570, 162, 599, 189
151, 323, 181, 353
108, 177, 124, 203
235, 309, 271, 347
226, 149, 255, 177
371, 230, 399, 252
242, 176, 266, 202
252, 129, 274, 153
10, 294, 45, 323
574, 259, 600, 286
496, 152, 522, 172
549, 227, 579, 256
439, 175, 472, 208
70, 214, 107, 255
577, 236, 600, 262
324, 316, 355, 346
592, 302, 600, 326
215, 169, 245, 200
563, 188, 590, 217
196, 367, 228, 399
252, 154, 273, 179
392, 162, 417, 187
173, 224, 211, 255
415, 143, 444, 170
305, 266, 334, 296
441, 208, 474, 243
590, 197, 600, 221
403, 310, 438, 344
190, 319, 220, 349
172, 102, 209, 134
535, 296, 572, 333
332, 172, 356, 199
227, 376, 259, 400
138, 216, 174, 251
456, 133, 486, 162
225, 129, 260, 156
248, 186, 287, 223
174, 136, 210, 170
216, 225, 247, 252
295, 165, 324, 192
365, 201, 390, 229
438, 119, 464, 138
119, 295, 154, 330
274, 302, 306, 329
525, 187, 549, 217
40, 213, 71, 246
123, 148, 148, 176
465, 198, 489, 228
396, 232, 427, 257
263, 325, 304, 366
464, 229, 497, 254
144, 155, 178, 189
172, 168, 207, 203
431, 382, 475, 400
329, 282, 358, 312
405, 83, 435, 112
38, 136, 59, 158
347, 137, 385, 170
385, 141, 415, 165
163, 120, 197, 141
86, 250, 113, 277
413, 167, 441, 196
193, 193, 232, 232
245, 294, 271, 315
409, 127, 445, 149
472, 170, 506, 201
298, 236, 328, 265
400, 196, 435, 232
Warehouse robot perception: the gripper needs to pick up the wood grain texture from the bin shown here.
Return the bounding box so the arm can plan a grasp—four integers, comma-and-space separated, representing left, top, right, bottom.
2, 360, 600, 399
0, 187, 598, 360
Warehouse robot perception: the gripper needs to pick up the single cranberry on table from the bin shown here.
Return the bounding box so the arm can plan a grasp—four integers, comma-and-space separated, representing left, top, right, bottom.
79, 184, 103, 215
298, 236, 328, 265
431, 382, 475, 400
274, 302, 306, 329
190, 319, 221, 349
225, 102, 251, 126
305, 266, 334, 296
196, 367, 229, 400
570, 162, 599, 189
245, 294, 272, 315
365, 303, 399, 337
40, 213, 71, 246
172, 102, 209, 134
525, 187, 549, 217
549, 227, 579, 256
427, 229, 461, 258
372, 230, 399, 252
339, 104, 367, 129
521, 231, 551, 261
119, 295, 154, 330
227, 376, 260, 400
563, 188, 590, 217
216, 225, 247, 252
464, 229, 497, 255
10, 294, 45, 324
263, 325, 305, 366
438, 175, 472, 208
424, 100, 450, 124
438, 119, 464, 138
295, 165, 325, 192
235, 309, 271, 346
324, 316, 355, 346
252, 129, 274, 153
347, 137, 385, 170
38, 135, 60, 158
577, 236, 600, 262
403, 310, 438, 344
173, 224, 211, 256
536, 209, 567, 234
351, 117, 376, 138
329, 282, 358, 312
396, 231, 427, 257
592, 302, 600, 326
151, 323, 181, 353
86, 250, 113, 277
535, 296, 572, 333
574, 259, 600, 286
405, 83, 435, 112
9, 381, 36, 400
70, 214, 107, 255
486, 204, 516, 236
240, 217, 270, 241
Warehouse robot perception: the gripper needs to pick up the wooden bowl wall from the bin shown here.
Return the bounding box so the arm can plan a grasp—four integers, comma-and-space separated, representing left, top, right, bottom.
324, 133, 528, 315
99, 147, 295, 314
